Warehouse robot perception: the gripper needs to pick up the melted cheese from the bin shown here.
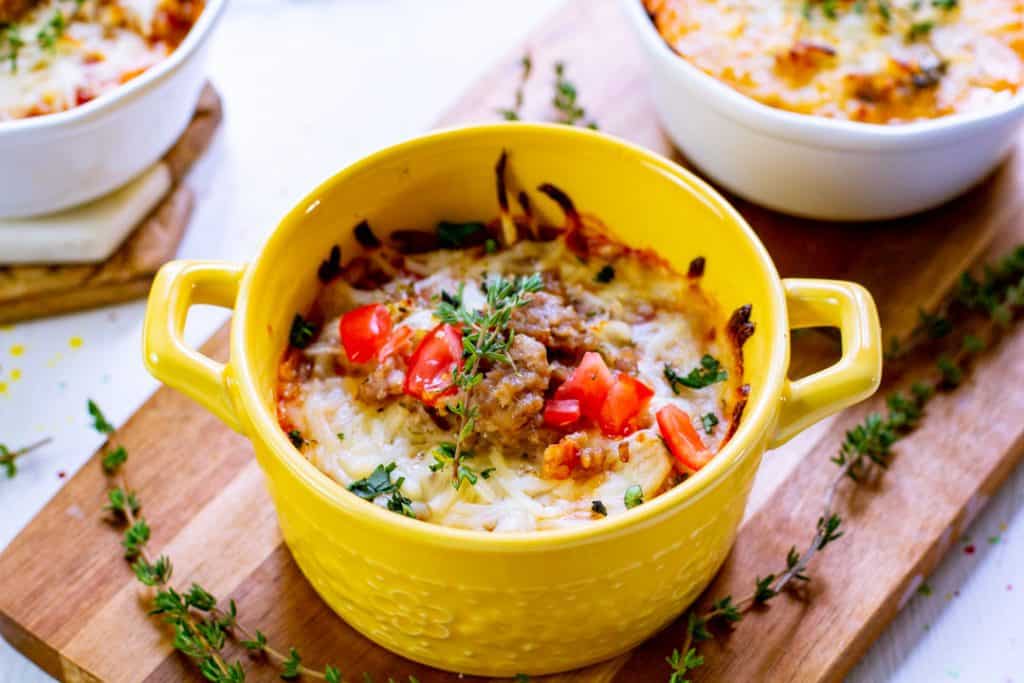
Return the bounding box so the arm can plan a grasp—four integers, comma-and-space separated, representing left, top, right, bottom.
0, 0, 198, 121
279, 237, 746, 533
645, 0, 1024, 123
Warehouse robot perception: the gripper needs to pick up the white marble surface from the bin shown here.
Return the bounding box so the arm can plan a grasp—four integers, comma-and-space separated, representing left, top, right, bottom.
0, 1, 1021, 681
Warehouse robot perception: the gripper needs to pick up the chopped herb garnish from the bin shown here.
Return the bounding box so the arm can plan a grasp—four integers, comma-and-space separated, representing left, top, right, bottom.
595, 264, 615, 283
336, 432, 345, 442
348, 462, 403, 500
701, 413, 719, 435
437, 221, 486, 249
386, 488, 415, 518
480, 467, 496, 480
289, 314, 317, 349
484, 237, 499, 254
317, 245, 342, 283
2, 24, 25, 73
877, 0, 891, 22
624, 485, 644, 509
906, 20, 934, 41
664, 355, 728, 392
36, 10, 66, 53
932, 0, 956, 9
591, 500, 608, 516
287, 430, 305, 449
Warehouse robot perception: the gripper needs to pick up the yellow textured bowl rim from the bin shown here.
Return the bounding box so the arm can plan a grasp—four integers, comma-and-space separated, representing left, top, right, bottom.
231, 123, 789, 551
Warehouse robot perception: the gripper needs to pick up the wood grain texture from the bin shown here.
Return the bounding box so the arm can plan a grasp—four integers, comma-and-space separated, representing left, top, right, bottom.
0, 85, 223, 325
2, 0, 1024, 681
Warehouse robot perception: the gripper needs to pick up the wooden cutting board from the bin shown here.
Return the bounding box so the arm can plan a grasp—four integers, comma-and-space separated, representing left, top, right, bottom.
0, 84, 222, 325
2, 1, 1024, 681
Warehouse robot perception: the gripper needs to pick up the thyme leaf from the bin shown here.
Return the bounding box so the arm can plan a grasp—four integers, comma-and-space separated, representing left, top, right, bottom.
435, 273, 543, 485
670, 245, 1024, 681
497, 54, 532, 120
89, 399, 371, 681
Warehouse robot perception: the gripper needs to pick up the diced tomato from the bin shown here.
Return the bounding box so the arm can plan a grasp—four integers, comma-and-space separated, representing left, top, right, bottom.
597, 374, 654, 437
340, 304, 393, 363
543, 399, 582, 428
403, 323, 463, 405
657, 405, 713, 473
377, 325, 414, 362
552, 352, 614, 419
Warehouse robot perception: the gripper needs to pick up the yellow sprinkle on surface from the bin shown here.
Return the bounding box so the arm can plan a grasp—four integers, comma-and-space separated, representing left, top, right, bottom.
9, 344, 24, 357
69, 336, 84, 349
9, 369, 21, 381
0, 382, 7, 395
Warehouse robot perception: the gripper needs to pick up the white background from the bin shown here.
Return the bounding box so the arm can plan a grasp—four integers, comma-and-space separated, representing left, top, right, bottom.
1, 1, 1022, 681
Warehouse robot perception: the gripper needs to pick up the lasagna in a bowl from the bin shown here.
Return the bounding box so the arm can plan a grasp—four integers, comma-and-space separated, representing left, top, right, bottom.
0, 0, 202, 120
643, 0, 1024, 124
276, 156, 754, 533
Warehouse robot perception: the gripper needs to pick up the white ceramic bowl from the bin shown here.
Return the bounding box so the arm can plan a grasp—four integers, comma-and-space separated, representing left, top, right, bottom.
621, 0, 1024, 221
0, 0, 227, 219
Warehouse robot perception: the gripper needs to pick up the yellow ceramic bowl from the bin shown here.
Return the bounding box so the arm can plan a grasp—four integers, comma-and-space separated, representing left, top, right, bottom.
142, 124, 881, 676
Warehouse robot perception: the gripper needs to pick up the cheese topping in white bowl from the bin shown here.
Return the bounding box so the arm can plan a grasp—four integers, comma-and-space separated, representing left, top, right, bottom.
0, 0, 202, 121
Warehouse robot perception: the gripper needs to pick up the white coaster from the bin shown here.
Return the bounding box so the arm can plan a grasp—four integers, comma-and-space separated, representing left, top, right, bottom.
0, 163, 172, 265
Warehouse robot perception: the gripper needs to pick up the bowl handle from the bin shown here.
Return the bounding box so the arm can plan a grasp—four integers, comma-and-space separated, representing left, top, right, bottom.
142, 260, 246, 434
769, 279, 882, 448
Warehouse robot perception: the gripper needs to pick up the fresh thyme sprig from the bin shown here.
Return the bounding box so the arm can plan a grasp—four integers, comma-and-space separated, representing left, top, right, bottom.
669, 247, 1024, 680
498, 53, 532, 121
0, 437, 52, 478
89, 400, 423, 682
552, 61, 598, 129
435, 273, 542, 485
497, 54, 599, 129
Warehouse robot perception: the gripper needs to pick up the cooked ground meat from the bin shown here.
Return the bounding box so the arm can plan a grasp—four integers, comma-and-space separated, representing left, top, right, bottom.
541, 431, 619, 480
357, 355, 406, 404
0, 0, 37, 22
474, 334, 551, 436
509, 291, 591, 355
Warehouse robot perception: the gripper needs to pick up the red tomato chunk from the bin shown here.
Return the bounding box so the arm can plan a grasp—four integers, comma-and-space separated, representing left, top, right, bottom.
403, 323, 463, 406
597, 374, 654, 437
340, 304, 393, 363
657, 405, 713, 472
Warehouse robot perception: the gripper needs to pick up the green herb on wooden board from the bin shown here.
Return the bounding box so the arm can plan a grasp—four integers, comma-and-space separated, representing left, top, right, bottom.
668, 247, 1024, 680
89, 399, 421, 682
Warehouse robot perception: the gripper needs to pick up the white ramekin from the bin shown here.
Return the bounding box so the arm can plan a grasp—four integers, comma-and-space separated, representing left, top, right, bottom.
621, 0, 1024, 221
0, 0, 227, 219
